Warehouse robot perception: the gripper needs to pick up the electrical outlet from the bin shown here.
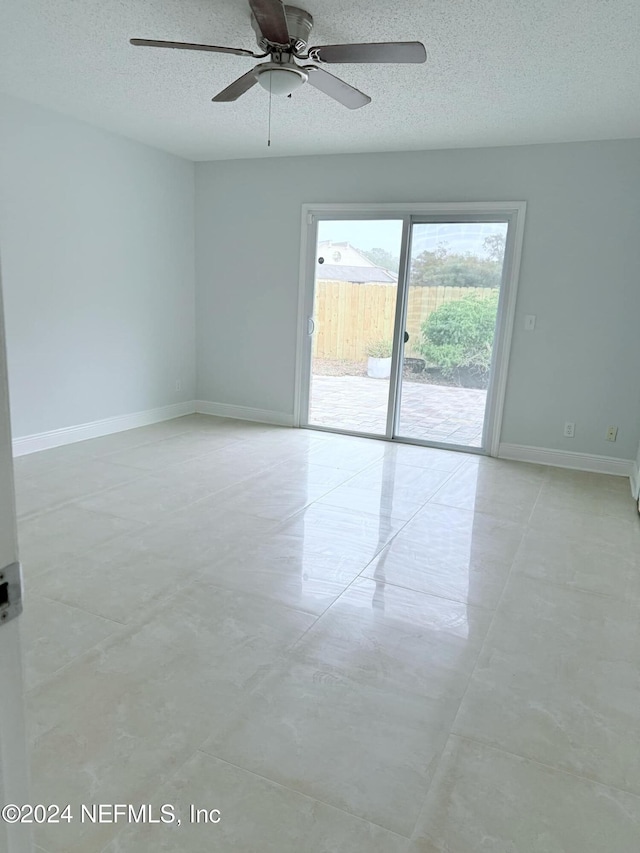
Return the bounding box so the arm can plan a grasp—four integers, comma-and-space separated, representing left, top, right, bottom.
175, 380, 182, 393
564, 422, 575, 438
606, 425, 618, 442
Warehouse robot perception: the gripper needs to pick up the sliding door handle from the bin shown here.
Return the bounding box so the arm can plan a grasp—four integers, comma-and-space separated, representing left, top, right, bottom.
307, 317, 316, 335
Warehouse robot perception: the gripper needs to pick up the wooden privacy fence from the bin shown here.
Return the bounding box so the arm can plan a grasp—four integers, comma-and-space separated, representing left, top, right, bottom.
313, 280, 496, 361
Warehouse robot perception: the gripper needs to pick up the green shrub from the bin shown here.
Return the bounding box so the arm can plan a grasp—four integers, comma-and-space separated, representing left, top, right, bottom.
418, 292, 499, 378
365, 339, 393, 358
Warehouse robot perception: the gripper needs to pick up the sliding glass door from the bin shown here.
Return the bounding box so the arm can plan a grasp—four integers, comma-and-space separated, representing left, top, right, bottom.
307, 219, 404, 436
299, 206, 523, 455
395, 221, 508, 448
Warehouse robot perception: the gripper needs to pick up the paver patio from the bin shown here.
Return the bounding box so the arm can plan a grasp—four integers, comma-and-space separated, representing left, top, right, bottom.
309, 375, 486, 447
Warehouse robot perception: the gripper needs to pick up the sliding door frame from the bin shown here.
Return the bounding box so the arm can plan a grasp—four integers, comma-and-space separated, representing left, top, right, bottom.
294, 202, 526, 457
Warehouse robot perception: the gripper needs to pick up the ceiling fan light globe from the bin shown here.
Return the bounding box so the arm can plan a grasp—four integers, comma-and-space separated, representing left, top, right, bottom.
257, 67, 307, 95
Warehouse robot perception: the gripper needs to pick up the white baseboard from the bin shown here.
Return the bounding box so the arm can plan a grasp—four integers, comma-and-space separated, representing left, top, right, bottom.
498, 443, 634, 478
195, 400, 294, 427
12, 401, 196, 457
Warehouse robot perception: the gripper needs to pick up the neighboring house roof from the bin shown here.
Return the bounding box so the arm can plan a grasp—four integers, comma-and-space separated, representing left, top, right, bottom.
317, 241, 378, 268
316, 263, 397, 283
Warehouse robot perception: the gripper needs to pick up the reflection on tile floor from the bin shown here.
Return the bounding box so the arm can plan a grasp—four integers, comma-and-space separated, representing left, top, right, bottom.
15, 415, 640, 852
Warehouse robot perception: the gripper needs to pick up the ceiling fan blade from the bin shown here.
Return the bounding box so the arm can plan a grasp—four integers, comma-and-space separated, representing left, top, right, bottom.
130, 38, 260, 58
310, 42, 427, 64
303, 66, 371, 110
248, 0, 290, 46
212, 69, 259, 102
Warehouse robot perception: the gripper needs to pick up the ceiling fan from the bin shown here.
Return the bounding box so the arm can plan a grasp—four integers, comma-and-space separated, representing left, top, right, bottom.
130, 0, 426, 109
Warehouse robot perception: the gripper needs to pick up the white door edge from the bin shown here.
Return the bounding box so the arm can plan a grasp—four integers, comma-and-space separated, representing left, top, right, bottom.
0, 266, 33, 853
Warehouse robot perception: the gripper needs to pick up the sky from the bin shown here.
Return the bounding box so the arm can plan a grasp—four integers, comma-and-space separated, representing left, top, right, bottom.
318, 220, 508, 259
318, 220, 403, 255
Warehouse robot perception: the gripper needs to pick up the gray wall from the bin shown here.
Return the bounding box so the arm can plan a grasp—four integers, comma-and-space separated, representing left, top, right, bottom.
0, 94, 195, 439
2, 95, 638, 463
195, 141, 640, 460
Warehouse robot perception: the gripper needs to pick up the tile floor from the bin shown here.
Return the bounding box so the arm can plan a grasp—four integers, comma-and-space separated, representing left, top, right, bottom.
309, 375, 486, 446
13, 414, 640, 852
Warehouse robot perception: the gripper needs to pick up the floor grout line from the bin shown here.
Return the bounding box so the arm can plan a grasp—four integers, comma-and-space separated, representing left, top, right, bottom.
193, 749, 414, 840
451, 732, 640, 801
353, 572, 499, 611
34, 592, 129, 626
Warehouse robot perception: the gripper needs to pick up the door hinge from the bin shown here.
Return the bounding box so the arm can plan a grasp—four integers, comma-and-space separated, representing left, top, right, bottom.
0, 563, 23, 626
307, 212, 313, 225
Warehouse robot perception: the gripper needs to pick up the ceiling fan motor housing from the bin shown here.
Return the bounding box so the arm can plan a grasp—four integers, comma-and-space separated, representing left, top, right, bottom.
251, 5, 314, 53
254, 55, 309, 94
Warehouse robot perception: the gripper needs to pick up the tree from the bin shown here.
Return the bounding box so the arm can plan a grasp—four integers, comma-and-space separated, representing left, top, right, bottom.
361, 247, 400, 273
483, 233, 506, 262
411, 250, 501, 289
409, 233, 506, 289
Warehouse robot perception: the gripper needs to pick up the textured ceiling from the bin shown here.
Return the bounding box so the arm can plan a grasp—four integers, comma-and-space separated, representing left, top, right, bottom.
1, 0, 640, 161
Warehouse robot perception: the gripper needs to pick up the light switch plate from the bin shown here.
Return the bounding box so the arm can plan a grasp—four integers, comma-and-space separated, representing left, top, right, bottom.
524, 314, 536, 331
